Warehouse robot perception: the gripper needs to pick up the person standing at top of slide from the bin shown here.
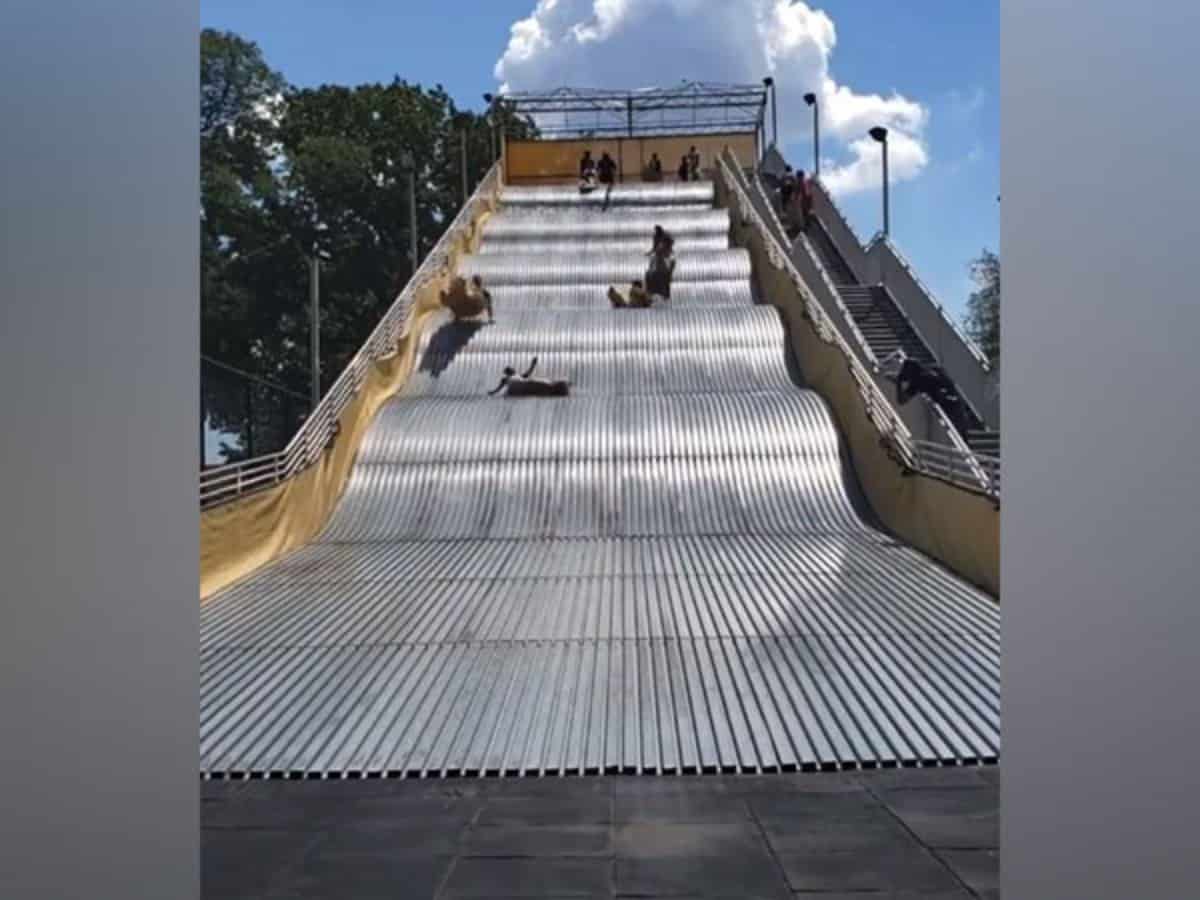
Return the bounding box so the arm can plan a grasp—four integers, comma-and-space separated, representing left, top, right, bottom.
597, 151, 617, 186
597, 151, 618, 209
579, 150, 598, 193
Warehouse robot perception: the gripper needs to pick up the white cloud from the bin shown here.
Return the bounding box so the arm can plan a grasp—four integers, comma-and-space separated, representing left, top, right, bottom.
494, 0, 930, 195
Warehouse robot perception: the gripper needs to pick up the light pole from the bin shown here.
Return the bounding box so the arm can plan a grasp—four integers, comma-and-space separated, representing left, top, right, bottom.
803, 92, 820, 179
309, 242, 331, 412
400, 150, 418, 270
307, 220, 331, 412
869, 125, 889, 237
762, 76, 777, 149
460, 127, 469, 205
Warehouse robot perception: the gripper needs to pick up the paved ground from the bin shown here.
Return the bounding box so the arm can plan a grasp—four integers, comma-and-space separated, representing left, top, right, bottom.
202, 767, 999, 899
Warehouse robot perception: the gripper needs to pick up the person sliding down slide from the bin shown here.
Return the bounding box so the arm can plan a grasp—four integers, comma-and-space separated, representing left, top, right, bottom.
440, 274, 494, 323
487, 356, 571, 397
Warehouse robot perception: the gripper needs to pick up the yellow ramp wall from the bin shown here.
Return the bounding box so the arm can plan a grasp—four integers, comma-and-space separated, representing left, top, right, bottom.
199, 189, 500, 602
715, 175, 1000, 598
506, 133, 757, 184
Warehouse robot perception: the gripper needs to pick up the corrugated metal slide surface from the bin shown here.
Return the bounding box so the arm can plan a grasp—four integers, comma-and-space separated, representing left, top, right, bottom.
200, 182, 1000, 778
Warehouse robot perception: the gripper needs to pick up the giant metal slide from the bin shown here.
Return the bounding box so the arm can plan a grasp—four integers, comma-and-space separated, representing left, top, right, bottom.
200, 181, 999, 778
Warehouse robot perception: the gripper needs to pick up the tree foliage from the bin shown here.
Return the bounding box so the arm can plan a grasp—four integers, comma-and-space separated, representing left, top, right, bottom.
200, 29, 534, 463
963, 249, 1000, 368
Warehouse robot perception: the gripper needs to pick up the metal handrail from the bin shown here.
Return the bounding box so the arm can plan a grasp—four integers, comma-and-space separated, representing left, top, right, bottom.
717, 151, 915, 465
199, 162, 502, 509
913, 439, 1000, 497
718, 148, 998, 499
745, 170, 879, 371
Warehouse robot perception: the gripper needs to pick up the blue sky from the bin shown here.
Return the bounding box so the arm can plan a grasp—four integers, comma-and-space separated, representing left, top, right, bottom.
201, 1, 997, 460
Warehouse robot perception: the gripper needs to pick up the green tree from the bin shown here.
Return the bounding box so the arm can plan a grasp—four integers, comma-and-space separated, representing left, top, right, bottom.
200, 30, 296, 460
963, 249, 1000, 367
201, 31, 537, 464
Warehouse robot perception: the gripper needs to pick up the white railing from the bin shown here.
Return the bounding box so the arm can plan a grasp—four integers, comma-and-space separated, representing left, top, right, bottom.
807, 179, 872, 283
199, 162, 502, 509
913, 440, 1000, 498
744, 171, 878, 371
718, 149, 998, 500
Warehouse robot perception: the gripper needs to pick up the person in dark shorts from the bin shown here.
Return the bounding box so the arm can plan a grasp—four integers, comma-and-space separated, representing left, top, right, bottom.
644, 235, 676, 300
488, 357, 571, 397
597, 151, 618, 209
597, 151, 617, 185
687, 146, 700, 180
677, 154, 689, 182
894, 357, 971, 432
644, 152, 663, 181
647, 225, 673, 256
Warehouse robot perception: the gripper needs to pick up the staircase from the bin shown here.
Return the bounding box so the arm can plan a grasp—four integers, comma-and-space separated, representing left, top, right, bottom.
840, 285, 936, 366
803, 220, 858, 286
966, 428, 1000, 459
800, 221, 1001, 460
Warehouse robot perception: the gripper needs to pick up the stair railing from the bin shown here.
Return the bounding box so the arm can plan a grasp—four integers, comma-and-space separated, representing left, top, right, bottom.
718, 148, 998, 500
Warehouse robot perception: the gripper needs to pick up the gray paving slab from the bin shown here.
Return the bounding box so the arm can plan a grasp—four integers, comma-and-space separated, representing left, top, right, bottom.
876, 787, 1000, 850
442, 858, 613, 898
269, 852, 455, 899
201, 829, 322, 900
201, 769, 999, 899
934, 848, 1000, 894
614, 822, 764, 858
615, 853, 790, 899
775, 845, 964, 893
463, 825, 612, 858
614, 791, 752, 824
477, 792, 614, 826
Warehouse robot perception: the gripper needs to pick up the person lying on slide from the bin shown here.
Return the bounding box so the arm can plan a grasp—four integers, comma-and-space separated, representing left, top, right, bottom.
487, 356, 571, 397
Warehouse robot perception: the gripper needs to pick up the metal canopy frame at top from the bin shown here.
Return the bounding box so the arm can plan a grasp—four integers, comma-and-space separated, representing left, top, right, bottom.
497, 82, 768, 139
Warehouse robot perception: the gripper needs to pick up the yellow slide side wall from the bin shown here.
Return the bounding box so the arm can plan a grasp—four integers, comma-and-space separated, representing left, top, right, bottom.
716, 176, 1000, 597
505, 133, 757, 185
199, 194, 500, 602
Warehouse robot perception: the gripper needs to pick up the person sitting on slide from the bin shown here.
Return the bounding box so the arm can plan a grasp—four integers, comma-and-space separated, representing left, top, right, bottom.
440, 274, 494, 323
608, 279, 653, 309
487, 356, 571, 397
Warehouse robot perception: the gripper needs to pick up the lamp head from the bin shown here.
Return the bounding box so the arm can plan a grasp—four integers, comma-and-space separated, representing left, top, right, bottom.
869, 126, 888, 143
762, 76, 774, 87
803, 92, 817, 106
